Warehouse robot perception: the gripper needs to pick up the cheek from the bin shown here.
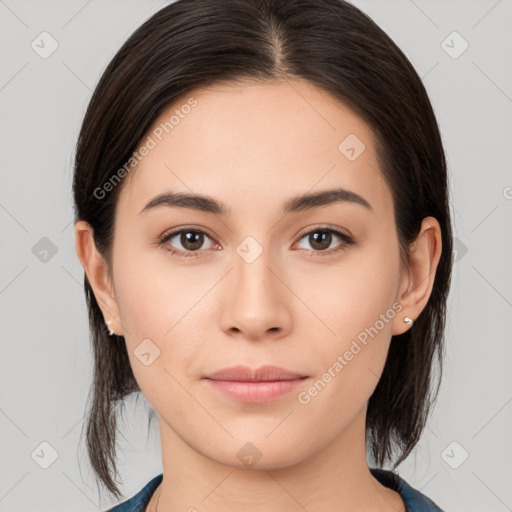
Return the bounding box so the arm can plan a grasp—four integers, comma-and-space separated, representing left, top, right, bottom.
292, 255, 401, 443
302, 246, 400, 343
111, 246, 213, 383
112, 233, 196, 339
300, 236, 401, 391
111, 264, 195, 412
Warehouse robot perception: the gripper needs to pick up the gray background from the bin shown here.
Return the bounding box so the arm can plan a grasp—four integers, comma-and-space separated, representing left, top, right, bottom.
1, 0, 511, 511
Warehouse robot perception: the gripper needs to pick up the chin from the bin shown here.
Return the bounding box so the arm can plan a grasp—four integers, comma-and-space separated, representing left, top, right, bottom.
200, 436, 310, 471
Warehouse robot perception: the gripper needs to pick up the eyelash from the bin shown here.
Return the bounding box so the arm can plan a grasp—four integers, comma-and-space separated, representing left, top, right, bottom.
158, 225, 356, 259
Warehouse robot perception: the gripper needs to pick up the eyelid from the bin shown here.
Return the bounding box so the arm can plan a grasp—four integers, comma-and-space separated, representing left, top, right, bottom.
158, 225, 220, 252
160, 225, 219, 243
292, 225, 355, 256
294, 223, 353, 241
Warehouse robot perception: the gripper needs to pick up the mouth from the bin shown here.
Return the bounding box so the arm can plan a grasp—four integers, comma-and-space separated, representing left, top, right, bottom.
202, 365, 309, 403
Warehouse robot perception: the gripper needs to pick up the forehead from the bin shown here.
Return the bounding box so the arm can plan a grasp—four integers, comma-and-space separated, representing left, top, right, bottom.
119, 79, 392, 221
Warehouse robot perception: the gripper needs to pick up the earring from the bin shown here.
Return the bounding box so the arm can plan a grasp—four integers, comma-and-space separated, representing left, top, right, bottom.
106, 320, 114, 336
403, 316, 413, 327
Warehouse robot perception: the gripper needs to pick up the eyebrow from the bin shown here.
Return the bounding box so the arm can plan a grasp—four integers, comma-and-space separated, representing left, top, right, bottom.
138, 187, 373, 216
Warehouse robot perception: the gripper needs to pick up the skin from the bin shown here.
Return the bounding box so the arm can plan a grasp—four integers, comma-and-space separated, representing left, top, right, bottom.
75, 78, 442, 512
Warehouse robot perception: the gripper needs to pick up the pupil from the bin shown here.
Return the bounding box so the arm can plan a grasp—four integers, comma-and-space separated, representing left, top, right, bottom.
311, 231, 331, 250
182, 231, 203, 250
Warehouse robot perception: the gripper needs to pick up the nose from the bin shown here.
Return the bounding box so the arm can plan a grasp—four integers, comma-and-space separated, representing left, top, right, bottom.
219, 246, 293, 341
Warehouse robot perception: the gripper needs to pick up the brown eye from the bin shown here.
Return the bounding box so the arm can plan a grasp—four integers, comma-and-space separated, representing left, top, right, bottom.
295, 227, 355, 255
179, 231, 205, 251
308, 231, 333, 251
160, 228, 217, 257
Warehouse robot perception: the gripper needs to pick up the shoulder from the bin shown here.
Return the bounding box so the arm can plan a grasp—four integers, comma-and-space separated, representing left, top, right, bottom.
104, 474, 163, 512
370, 468, 446, 512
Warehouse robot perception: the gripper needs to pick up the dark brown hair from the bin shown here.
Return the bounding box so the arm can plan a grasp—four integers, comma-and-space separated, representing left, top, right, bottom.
72, 0, 453, 501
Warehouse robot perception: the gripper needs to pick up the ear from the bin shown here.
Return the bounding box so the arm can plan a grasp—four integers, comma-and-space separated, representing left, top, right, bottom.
74, 220, 124, 336
392, 216, 443, 336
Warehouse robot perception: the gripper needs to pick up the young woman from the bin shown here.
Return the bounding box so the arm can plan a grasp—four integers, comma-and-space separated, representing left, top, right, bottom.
73, 0, 452, 510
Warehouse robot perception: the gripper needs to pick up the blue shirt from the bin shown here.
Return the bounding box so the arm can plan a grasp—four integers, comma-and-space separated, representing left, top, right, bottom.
105, 468, 445, 511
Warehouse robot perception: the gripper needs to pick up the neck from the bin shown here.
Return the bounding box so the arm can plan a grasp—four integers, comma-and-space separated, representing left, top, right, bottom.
147, 407, 405, 512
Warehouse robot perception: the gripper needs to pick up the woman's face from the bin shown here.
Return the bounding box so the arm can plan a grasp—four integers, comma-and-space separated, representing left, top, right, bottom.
105, 79, 412, 467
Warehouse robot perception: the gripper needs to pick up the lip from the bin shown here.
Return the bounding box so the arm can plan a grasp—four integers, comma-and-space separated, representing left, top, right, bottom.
203, 365, 309, 403
204, 365, 308, 381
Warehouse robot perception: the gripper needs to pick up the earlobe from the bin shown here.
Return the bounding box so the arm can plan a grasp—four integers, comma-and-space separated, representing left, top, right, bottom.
74, 220, 123, 336
392, 216, 442, 336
